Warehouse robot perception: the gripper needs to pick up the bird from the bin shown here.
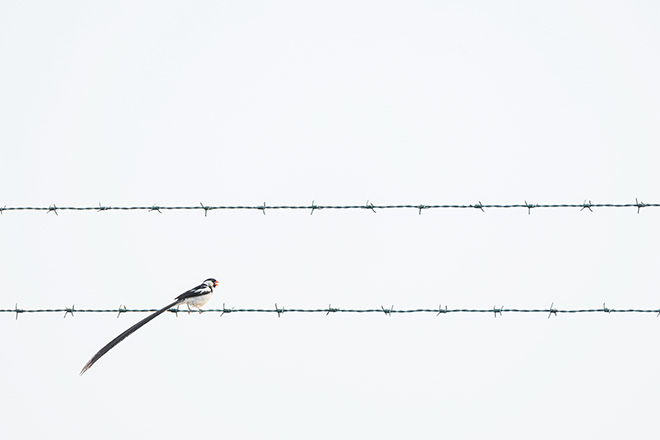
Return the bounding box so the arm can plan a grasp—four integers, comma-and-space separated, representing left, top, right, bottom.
80, 278, 219, 375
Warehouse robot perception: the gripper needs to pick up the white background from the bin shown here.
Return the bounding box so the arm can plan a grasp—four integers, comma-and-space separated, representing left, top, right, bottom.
1, 1, 659, 438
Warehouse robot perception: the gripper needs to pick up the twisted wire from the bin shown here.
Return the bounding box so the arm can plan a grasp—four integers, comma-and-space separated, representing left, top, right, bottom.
3, 304, 660, 319
0, 199, 656, 216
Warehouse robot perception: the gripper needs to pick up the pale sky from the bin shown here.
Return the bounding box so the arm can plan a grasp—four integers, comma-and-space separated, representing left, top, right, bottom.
1, 1, 660, 438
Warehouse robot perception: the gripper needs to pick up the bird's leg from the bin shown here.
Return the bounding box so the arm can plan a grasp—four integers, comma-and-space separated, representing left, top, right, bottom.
197, 306, 203, 314
187, 304, 191, 314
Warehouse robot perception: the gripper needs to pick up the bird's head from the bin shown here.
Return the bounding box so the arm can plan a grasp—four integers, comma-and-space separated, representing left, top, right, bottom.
204, 278, 219, 288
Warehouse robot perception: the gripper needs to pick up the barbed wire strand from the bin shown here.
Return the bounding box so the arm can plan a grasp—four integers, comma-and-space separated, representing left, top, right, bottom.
3, 304, 660, 319
0, 199, 657, 215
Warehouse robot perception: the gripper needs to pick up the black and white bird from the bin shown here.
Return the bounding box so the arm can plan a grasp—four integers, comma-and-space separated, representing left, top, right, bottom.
80, 278, 219, 375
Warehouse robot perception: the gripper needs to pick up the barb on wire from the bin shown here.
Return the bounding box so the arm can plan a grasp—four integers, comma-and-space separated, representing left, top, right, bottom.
259, 202, 267, 215
117, 304, 127, 318
200, 202, 212, 217
524, 201, 535, 215
0, 205, 6, 215
635, 198, 647, 214
63, 304, 75, 319
310, 200, 322, 215
326, 304, 338, 315
47, 204, 58, 215
14, 303, 23, 320
149, 205, 162, 214
220, 303, 234, 317
418, 204, 428, 215
97, 203, 110, 212
381, 305, 394, 316
274, 303, 284, 317
364, 200, 377, 213
493, 305, 503, 318
581, 200, 593, 212
548, 303, 558, 319
472, 201, 485, 212
437, 304, 448, 316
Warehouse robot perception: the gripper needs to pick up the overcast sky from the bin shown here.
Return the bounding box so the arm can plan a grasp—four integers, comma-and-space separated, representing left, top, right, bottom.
2, 1, 660, 438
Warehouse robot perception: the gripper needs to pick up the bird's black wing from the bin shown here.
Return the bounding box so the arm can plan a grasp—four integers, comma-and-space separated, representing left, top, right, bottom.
175, 283, 212, 301
80, 299, 182, 375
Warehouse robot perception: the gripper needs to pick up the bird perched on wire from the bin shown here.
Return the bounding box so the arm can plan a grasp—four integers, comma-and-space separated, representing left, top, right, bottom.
80, 278, 219, 375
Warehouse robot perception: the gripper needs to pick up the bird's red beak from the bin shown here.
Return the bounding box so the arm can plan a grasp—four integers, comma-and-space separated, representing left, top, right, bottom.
214, 281, 219, 287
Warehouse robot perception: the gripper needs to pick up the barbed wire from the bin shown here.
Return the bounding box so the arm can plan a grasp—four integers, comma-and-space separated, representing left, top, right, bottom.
3, 303, 660, 319
0, 199, 657, 216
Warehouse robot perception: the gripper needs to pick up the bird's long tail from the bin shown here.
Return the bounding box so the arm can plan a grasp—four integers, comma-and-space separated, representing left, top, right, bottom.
80, 299, 182, 375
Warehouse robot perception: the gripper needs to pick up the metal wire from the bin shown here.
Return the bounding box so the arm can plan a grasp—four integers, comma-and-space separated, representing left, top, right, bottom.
0, 199, 656, 215
3, 304, 660, 319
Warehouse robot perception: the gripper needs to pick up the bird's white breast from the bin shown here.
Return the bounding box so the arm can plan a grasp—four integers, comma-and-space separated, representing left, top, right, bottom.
182, 293, 212, 308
